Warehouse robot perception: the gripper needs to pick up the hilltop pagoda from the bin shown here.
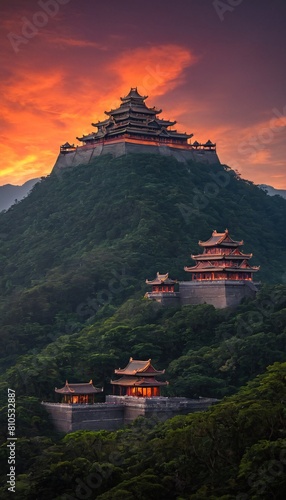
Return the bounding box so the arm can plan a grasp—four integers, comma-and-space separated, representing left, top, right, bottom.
55, 380, 103, 404
111, 358, 168, 397
76, 87, 194, 147
53, 87, 220, 172
184, 229, 260, 281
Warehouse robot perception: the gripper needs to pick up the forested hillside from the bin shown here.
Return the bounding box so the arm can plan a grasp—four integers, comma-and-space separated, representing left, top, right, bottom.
0, 154, 286, 370
0, 153, 286, 498
1, 359, 286, 499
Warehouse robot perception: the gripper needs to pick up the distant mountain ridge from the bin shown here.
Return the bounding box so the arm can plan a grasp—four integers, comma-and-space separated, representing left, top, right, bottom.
0, 178, 39, 211
259, 184, 286, 199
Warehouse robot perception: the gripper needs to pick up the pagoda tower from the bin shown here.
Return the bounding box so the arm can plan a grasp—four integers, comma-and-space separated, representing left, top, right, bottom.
184, 229, 259, 281
180, 229, 260, 308
53, 88, 220, 172
76, 88, 193, 147
111, 358, 168, 397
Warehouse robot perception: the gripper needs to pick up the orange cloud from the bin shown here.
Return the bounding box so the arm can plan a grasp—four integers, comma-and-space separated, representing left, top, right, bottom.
0, 43, 195, 185
1, 34, 285, 189
109, 44, 195, 98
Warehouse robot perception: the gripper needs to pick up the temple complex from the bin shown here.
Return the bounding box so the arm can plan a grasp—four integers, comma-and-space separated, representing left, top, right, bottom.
43, 358, 217, 433
55, 380, 103, 404
53, 88, 220, 172
111, 358, 168, 397
145, 229, 260, 309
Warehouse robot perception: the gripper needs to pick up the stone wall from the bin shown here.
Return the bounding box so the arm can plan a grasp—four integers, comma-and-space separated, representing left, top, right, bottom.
145, 292, 181, 307
179, 280, 258, 309
43, 402, 124, 433
42, 396, 218, 433
52, 141, 220, 174
107, 396, 218, 425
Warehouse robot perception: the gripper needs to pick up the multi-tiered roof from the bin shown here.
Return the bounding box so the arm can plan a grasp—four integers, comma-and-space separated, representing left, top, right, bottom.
111, 358, 168, 397
76, 87, 194, 146
184, 229, 259, 281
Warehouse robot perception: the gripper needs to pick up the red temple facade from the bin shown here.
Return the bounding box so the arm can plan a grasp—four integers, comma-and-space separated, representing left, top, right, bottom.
146, 272, 176, 293
55, 380, 103, 404
184, 229, 260, 281
145, 272, 180, 306
111, 358, 168, 397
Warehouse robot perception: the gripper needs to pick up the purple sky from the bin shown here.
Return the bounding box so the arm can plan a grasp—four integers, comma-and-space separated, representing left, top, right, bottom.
0, 0, 285, 187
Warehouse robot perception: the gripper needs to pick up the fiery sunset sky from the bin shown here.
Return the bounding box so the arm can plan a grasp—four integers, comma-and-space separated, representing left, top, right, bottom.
0, 0, 285, 187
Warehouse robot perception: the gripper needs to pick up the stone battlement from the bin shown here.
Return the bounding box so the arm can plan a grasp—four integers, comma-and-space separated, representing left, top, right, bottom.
42, 395, 218, 433
52, 141, 220, 174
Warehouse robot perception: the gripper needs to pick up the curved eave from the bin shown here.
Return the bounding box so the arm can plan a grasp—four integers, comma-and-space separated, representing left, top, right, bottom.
76, 134, 98, 142
114, 369, 165, 376
55, 386, 103, 394
155, 120, 177, 127
184, 266, 259, 272
105, 106, 156, 116
91, 119, 111, 127
191, 253, 253, 260
199, 240, 243, 247
111, 378, 168, 387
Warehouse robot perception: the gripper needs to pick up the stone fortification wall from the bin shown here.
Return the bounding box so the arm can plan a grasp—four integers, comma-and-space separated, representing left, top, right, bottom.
43, 402, 73, 433
106, 396, 218, 426
145, 292, 181, 307
43, 396, 218, 433
43, 402, 124, 433
52, 141, 220, 174
179, 280, 258, 309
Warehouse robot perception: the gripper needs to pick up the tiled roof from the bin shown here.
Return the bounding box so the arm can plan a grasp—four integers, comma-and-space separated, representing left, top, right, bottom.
199, 229, 243, 247
55, 380, 103, 394
146, 272, 177, 285
111, 376, 168, 387
114, 358, 165, 376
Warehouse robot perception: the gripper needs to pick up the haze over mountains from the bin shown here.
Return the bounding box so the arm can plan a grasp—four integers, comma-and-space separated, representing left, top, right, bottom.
259, 184, 286, 199
0, 178, 39, 211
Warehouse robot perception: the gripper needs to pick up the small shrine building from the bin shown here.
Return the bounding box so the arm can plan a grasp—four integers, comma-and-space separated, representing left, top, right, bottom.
145, 272, 180, 306
111, 358, 168, 397
60, 142, 76, 154
146, 272, 177, 293
55, 380, 103, 404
